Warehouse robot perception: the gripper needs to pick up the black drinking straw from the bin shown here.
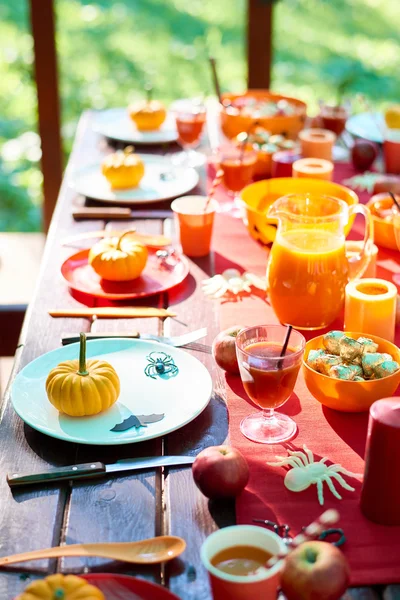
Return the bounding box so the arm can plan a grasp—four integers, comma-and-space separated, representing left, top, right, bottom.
209, 57, 222, 104
389, 191, 400, 213
278, 325, 293, 369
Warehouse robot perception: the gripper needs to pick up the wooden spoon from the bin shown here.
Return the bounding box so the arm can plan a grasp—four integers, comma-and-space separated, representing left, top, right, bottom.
0, 535, 185, 567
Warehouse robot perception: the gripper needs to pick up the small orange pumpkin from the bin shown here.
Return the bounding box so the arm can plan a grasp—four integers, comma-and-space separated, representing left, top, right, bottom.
89, 229, 148, 281
15, 573, 104, 600
129, 87, 166, 131
101, 146, 144, 189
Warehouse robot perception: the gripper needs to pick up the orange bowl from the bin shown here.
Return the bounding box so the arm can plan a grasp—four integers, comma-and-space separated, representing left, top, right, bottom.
303, 332, 400, 412
240, 178, 359, 247
220, 90, 307, 140
367, 193, 399, 250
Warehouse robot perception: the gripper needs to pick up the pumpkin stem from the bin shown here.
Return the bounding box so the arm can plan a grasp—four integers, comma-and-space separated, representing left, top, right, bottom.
145, 82, 152, 103
78, 332, 89, 376
53, 590, 65, 599
123, 145, 134, 155
116, 229, 136, 250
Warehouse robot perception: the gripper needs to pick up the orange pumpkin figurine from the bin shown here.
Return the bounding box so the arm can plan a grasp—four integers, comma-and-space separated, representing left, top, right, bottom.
15, 573, 105, 600
129, 86, 166, 131
89, 229, 148, 281
101, 145, 144, 189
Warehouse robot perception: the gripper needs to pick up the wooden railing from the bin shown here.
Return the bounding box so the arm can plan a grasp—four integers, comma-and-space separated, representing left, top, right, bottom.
29, 0, 273, 230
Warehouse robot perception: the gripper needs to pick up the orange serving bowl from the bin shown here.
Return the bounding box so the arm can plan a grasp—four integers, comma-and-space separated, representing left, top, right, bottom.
240, 177, 359, 247
303, 332, 400, 413
367, 193, 399, 250
220, 90, 307, 140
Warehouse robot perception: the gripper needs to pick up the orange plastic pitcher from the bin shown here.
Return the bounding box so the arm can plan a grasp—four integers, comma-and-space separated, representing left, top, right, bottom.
267, 194, 373, 330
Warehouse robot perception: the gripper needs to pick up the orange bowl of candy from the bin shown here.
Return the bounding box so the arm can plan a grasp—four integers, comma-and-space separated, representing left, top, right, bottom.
240, 178, 359, 247
366, 193, 400, 250
220, 90, 307, 141
303, 331, 400, 412
235, 127, 299, 179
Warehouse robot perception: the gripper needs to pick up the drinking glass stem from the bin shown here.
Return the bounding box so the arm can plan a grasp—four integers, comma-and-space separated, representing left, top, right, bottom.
262, 408, 275, 421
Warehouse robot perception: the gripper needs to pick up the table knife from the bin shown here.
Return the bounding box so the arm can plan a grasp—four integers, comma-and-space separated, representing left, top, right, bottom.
72, 207, 172, 220
49, 307, 176, 319
61, 327, 207, 347
7, 456, 195, 488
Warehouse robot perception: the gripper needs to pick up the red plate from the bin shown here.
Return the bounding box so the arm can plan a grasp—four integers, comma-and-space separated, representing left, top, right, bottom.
61, 248, 189, 300
82, 573, 181, 599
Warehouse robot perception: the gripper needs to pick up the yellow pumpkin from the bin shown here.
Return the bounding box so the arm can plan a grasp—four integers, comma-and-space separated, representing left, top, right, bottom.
88, 229, 148, 282
101, 146, 144, 189
15, 573, 104, 600
129, 99, 166, 131
385, 104, 400, 129
46, 333, 120, 417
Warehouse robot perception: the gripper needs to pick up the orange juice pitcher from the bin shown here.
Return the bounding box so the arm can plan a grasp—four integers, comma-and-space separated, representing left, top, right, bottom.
267, 194, 373, 330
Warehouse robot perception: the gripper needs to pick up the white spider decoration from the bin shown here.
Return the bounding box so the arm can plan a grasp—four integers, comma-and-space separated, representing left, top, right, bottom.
202, 269, 266, 299
267, 445, 361, 506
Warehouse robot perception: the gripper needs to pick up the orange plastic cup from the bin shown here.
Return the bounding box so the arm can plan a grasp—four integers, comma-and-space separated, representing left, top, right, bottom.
201, 525, 285, 600
171, 195, 218, 257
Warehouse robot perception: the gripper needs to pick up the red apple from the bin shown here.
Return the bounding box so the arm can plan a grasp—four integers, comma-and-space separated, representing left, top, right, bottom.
281, 541, 350, 600
192, 445, 249, 499
351, 139, 377, 171
212, 325, 246, 374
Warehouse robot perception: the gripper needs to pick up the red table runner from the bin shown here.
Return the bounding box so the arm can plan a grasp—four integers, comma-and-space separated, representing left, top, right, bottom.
211, 163, 400, 586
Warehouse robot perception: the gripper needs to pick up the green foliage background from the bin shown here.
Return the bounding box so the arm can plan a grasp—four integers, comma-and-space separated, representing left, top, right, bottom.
0, 0, 398, 231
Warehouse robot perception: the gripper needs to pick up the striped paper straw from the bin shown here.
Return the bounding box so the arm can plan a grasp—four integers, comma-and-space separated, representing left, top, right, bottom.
204, 167, 224, 212
266, 509, 340, 567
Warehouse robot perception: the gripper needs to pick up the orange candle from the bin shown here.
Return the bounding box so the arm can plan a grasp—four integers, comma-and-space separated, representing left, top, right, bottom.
344, 278, 397, 342
299, 128, 336, 161
292, 158, 333, 181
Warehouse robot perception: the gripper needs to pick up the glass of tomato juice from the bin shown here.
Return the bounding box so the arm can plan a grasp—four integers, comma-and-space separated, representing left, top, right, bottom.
236, 325, 305, 444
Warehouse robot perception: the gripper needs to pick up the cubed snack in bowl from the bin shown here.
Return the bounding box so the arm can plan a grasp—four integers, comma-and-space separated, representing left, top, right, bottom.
306, 331, 400, 381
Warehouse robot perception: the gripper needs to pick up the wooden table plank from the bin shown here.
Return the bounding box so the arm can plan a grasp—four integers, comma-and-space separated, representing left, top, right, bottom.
0, 114, 104, 598
161, 217, 232, 598
60, 219, 164, 583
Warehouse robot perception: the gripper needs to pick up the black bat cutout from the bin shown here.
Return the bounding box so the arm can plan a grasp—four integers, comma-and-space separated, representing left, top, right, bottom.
111, 413, 165, 432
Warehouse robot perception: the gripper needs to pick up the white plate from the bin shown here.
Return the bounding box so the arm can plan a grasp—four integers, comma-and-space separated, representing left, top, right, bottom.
94, 108, 178, 145
346, 112, 385, 144
71, 155, 199, 204
11, 339, 213, 445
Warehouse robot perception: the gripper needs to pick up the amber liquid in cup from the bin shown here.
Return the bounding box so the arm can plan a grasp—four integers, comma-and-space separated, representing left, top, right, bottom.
176, 112, 206, 146
211, 546, 273, 577
220, 155, 256, 192
320, 105, 348, 136
236, 325, 305, 444
243, 343, 300, 409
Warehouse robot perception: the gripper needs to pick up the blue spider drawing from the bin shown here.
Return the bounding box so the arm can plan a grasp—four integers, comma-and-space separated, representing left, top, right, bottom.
144, 352, 179, 380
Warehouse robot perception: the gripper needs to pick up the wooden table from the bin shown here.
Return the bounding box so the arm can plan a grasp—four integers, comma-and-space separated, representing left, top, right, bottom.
0, 112, 397, 599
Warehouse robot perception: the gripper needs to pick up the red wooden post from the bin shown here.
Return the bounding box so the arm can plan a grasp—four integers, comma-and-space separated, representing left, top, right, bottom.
247, 0, 273, 89
29, 0, 63, 232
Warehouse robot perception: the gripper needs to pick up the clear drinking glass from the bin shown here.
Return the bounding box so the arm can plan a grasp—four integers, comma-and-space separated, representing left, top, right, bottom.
173, 99, 206, 168
236, 325, 305, 444
218, 146, 257, 217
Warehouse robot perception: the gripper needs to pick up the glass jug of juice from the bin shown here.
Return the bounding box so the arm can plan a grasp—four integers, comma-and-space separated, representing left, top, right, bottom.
267, 194, 373, 330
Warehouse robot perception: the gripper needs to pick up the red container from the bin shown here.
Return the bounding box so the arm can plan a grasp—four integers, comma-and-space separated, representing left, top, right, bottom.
271, 150, 302, 178
384, 131, 400, 175
360, 397, 400, 524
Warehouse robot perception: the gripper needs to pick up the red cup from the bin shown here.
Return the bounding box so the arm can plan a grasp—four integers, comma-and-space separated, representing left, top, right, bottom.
271, 150, 302, 177
383, 130, 400, 174
201, 525, 285, 600
360, 397, 400, 524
